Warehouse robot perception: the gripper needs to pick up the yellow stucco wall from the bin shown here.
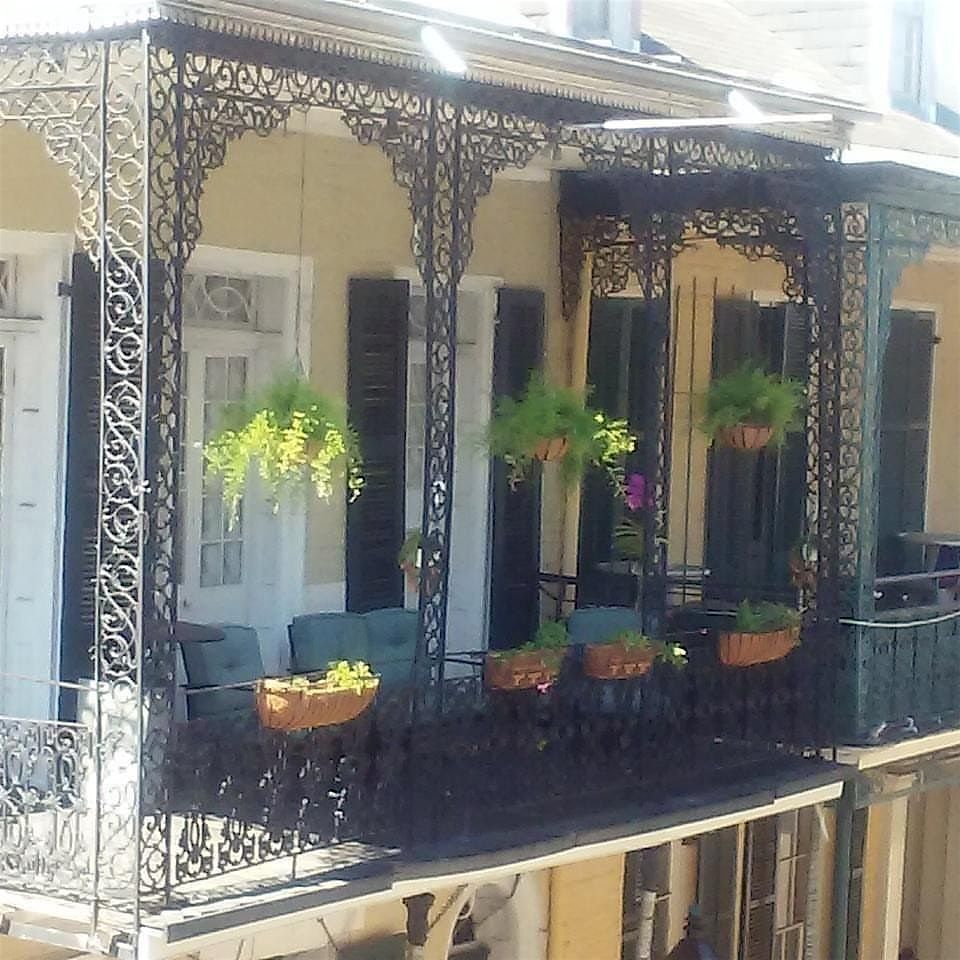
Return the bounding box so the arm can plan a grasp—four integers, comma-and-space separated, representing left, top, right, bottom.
0, 938, 75, 960
900, 781, 960, 960
547, 854, 624, 960
2, 119, 957, 597
0, 122, 567, 591
895, 257, 960, 537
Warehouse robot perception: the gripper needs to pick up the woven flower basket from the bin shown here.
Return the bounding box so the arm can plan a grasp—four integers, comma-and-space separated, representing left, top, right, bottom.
717, 625, 800, 668
485, 650, 564, 691
584, 641, 656, 680
256, 676, 379, 731
717, 423, 774, 451
532, 436, 570, 462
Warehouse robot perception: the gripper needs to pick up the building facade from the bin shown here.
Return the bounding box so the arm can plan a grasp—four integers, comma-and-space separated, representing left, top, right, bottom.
0, 2, 957, 959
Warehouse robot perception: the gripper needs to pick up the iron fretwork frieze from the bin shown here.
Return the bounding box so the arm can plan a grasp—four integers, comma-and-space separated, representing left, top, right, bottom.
560, 205, 807, 322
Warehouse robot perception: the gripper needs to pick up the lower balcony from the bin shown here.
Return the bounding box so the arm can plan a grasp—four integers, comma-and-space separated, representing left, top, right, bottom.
1, 630, 841, 928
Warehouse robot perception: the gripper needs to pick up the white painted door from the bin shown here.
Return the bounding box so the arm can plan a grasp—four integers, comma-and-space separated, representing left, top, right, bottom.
405, 284, 496, 654
178, 330, 283, 633
0, 239, 69, 721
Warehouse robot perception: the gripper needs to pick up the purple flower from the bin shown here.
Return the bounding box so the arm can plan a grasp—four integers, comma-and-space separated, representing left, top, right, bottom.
624, 473, 652, 512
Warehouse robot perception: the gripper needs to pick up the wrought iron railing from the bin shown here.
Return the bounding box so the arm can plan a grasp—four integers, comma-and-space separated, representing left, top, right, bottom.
152, 629, 837, 902
847, 605, 960, 740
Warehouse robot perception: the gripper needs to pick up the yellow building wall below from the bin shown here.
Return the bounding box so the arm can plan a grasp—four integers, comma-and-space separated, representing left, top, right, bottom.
548, 854, 624, 960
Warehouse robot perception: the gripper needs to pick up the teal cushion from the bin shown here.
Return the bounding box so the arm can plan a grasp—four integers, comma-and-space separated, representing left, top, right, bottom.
362, 608, 417, 687
178, 624, 264, 720
566, 607, 643, 646
289, 612, 369, 674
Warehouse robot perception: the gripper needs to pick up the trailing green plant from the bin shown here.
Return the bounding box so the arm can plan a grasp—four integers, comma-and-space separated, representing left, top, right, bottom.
602, 629, 688, 666
732, 600, 802, 634
701, 363, 804, 445
204, 374, 363, 521
486, 374, 635, 487
283, 660, 379, 695
490, 619, 570, 662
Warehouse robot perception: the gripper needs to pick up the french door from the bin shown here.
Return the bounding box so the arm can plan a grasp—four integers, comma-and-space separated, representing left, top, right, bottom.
178, 329, 279, 629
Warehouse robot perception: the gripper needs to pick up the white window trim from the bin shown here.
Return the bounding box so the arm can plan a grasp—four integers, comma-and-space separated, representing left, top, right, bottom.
181, 245, 314, 673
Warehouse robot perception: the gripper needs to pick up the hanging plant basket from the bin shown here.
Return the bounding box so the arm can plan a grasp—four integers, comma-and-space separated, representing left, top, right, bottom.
583, 641, 656, 680
716, 423, 774, 451
256, 666, 379, 731
532, 436, 570, 462
717, 625, 800, 668
484, 649, 565, 691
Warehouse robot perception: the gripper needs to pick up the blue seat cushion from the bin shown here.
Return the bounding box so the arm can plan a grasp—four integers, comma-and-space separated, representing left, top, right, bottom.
178, 624, 264, 720
289, 612, 369, 674
566, 606, 644, 646
362, 608, 417, 687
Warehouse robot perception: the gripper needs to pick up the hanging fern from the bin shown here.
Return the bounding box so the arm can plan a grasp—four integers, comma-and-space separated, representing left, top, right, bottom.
701, 363, 804, 446
486, 374, 636, 487
204, 374, 363, 521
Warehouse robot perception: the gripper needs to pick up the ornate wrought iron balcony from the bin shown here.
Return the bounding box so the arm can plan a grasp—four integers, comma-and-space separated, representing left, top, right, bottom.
0, 630, 840, 919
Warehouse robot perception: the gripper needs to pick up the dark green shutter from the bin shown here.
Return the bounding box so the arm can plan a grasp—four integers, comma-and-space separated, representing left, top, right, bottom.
877, 310, 935, 577
58, 252, 100, 719
346, 278, 409, 613
704, 298, 806, 601
488, 287, 543, 650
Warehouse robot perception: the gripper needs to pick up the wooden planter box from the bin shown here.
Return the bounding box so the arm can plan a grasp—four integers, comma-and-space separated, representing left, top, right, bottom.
484, 650, 564, 691
256, 677, 379, 730
533, 436, 570, 462
583, 641, 656, 680
717, 423, 774, 451
717, 626, 800, 668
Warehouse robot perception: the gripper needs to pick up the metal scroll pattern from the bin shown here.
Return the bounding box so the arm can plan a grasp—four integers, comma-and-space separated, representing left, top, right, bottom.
0, 43, 102, 254
568, 128, 821, 175
0, 718, 92, 897
0, 38, 149, 906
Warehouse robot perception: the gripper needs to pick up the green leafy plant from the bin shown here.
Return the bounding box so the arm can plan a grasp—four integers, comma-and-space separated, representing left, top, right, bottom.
490, 620, 570, 663
271, 660, 379, 696
486, 375, 635, 487
603, 629, 688, 666
701, 363, 804, 446
204, 374, 363, 521
733, 600, 802, 634
398, 530, 421, 570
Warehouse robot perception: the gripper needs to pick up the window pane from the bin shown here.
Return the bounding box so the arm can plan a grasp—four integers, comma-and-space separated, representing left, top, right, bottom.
205, 356, 226, 400
200, 543, 222, 587
201, 492, 221, 541
222, 541, 243, 585
227, 356, 247, 401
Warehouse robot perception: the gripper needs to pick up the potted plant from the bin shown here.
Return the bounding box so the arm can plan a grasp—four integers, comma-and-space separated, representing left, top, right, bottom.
701, 363, 804, 451
486, 374, 635, 488
613, 472, 653, 569
485, 620, 570, 691
205, 374, 364, 521
398, 530, 441, 593
256, 660, 379, 730
584, 629, 688, 680
718, 600, 801, 668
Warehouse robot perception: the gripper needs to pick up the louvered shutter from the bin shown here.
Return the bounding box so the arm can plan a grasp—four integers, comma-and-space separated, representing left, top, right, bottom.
877, 310, 935, 577
744, 817, 778, 960
704, 299, 806, 601
488, 287, 543, 650
58, 253, 100, 719
346, 278, 409, 613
